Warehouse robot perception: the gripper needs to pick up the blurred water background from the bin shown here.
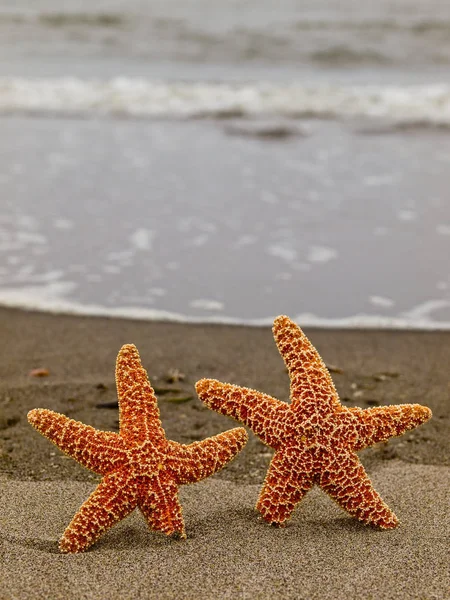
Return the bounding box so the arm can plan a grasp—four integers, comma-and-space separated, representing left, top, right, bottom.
0, 0, 450, 327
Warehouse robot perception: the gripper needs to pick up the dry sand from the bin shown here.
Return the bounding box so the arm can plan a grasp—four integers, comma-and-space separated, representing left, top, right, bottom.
0, 308, 448, 599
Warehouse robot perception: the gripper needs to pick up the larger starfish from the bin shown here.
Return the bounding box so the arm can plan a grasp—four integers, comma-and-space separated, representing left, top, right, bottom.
28, 344, 247, 553
196, 316, 432, 529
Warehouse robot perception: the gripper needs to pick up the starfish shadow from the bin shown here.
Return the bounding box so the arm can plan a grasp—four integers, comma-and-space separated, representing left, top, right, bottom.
94, 524, 183, 551
184, 506, 259, 539
329, 516, 387, 532
3, 527, 188, 554
3, 534, 60, 554
280, 514, 395, 538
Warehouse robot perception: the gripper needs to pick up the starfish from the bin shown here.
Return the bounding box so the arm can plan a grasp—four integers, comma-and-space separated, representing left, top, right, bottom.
196, 315, 432, 529
28, 344, 248, 553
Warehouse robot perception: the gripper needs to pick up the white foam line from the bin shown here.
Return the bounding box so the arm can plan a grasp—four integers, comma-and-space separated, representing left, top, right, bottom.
0, 294, 449, 331
1, 78, 450, 124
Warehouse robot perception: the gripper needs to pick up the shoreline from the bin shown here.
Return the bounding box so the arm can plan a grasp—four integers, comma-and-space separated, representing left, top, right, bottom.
0, 306, 448, 599
2, 294, 450, 332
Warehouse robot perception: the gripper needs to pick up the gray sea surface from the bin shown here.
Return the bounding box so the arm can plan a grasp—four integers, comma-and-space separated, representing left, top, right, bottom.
1, 0, 450, 80
0, 0, 449, 327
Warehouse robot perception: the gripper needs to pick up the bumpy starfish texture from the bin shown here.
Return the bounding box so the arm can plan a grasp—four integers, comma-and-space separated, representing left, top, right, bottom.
28, 344, 247, 553
196, 315, 432, 529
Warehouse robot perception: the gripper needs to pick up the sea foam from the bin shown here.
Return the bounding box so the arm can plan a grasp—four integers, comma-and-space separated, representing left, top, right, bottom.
0, 285, 449, 331
1, 78, 450, 125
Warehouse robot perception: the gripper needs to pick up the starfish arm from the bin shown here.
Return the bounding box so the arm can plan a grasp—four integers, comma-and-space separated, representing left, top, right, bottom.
319, 449, 399, 529
59, 469, 138, 553
166, 427, 248, 485
350, 404, 432, 450
138, 472, 186, 538
196, 379, 291, 449
272, 315, 340, 412
115, 344, 166, 445
27, 408, 127, 475
256, 449, 314, 525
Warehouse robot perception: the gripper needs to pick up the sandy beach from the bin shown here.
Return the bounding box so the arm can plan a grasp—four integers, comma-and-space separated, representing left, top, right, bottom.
0, 307, 448, 599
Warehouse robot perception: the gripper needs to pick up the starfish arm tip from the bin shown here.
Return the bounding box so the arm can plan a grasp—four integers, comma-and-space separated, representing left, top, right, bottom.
272, 314, 306, 338
169, 426, 248, 485
272, 314, 292, 328
27, 407, 126, 474
365, 509, 399, 529
195, 378, 214, 401
27, 407, 47, 423
271, 314, 340, 413
27, 408, 39, 424
27, 407, 58, 431
118, 343, 139, 356
59, 538, 78, 554
116, 343, 143, 376
226, 426, 249, 453
195, 378, 231, 412
116, 343, 142, 373
168, 529, 187, 540
420, 405, 433, 421
404, 403, 433, 424
379, 517, 399, 530
196, 378, 290, 448
234, 426, 249, 443
115, 343, 166, 444
272, 315, 298, 341
355, 402, 433, 449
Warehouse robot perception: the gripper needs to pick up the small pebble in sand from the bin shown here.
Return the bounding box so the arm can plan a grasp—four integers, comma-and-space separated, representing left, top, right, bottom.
165, 368, 186, 383
28, 368, 50, 377
326, 364, 344, 374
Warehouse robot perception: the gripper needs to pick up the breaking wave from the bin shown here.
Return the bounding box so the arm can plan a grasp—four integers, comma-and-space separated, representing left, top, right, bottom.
1, 78, 450, 125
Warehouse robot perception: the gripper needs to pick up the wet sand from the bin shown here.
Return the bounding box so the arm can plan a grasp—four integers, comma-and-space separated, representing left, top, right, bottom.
0, 307, 448, 599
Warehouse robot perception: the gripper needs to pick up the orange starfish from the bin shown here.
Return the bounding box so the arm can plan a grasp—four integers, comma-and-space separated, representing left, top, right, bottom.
28, 344, 247, 553
196, 315, 432, 529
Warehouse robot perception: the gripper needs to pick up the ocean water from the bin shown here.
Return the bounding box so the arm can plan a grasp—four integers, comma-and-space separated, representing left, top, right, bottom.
0, 0, 449, 329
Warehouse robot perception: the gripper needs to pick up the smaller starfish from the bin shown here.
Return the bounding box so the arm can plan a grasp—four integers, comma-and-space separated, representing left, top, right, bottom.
196, 316, 432, 529
28, 344, 247, 552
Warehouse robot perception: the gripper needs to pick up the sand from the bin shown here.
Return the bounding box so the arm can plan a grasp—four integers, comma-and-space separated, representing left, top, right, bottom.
0, 307, 448, 599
